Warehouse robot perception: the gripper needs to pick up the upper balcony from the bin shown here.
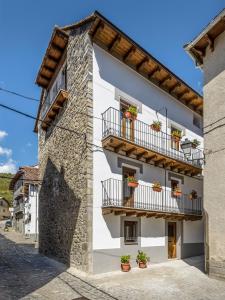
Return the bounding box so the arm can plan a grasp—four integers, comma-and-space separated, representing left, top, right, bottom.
41, 66, 68, 130
102, 178, 202, 221
102, 107, 203, 176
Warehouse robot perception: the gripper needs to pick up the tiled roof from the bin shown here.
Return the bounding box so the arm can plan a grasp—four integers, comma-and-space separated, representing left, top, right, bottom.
9, 166, 39, 190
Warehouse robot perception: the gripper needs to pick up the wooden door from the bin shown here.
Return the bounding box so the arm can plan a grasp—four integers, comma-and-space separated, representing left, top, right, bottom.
168, 222, 176, 259
120, 101, 135, 142
122, 167, 136, 207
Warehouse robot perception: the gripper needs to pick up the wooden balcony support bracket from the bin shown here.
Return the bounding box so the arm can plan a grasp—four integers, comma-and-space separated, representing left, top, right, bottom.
155, 158, 166, 166
145, 154, 157, 164
170, 164, 180, 171
123, 46, 136, 62
126, 147, 137, 157
164, 161, 174, 168
114, 143, 126, 153
47, 54, 60, 64
108, 34, 121, 52
136, 57, 149, 71
188, 96, 198, 105
178, 89, 190, 100
136, 151, 148, 160
114, 210, 126, 216
102, 209, 112, 215
136, 212, 147, 217
146, 212, 158, 218
126, 211, 137, 217
191, 48, 203, 65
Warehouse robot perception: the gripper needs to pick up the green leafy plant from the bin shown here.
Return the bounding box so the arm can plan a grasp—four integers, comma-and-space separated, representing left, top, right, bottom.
189, 190, 197, 200
192, 139, 200, 148
171, 130, 182, 139
127, 176, 137, 183
127, 105, 138, 117
136, 250, 149, 264
152, 181, 162, 192
151, 120, 162, 131
121, 255, 131, 264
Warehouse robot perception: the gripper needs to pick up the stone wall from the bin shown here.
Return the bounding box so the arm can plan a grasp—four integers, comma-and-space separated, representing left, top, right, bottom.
203, 30, 225, 279
38, 22, 93, 273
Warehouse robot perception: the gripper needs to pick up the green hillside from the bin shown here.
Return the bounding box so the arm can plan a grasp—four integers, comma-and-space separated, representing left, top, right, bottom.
0, 173, 13, 206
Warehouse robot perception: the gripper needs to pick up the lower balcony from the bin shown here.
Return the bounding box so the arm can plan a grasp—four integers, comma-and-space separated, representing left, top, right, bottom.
102, 179, 203, 221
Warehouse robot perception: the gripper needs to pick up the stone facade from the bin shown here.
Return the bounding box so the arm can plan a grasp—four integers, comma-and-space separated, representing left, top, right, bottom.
203, 30, 225, 279
38, 22, 93, 272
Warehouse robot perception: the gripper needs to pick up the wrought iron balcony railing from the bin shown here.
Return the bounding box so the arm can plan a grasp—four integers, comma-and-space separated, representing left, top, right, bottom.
102, 107, 203, 169
102, 178, 202, 216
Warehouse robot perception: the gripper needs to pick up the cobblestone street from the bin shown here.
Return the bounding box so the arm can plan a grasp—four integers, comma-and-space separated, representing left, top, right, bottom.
2, 229, 225, 300
0, 230, 117, 300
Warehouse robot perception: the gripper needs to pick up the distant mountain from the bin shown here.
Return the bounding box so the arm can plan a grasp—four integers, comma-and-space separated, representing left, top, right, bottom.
0, 173, 13, 206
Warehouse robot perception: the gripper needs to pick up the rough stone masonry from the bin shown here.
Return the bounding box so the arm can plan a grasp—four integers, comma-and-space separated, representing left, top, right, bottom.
38, 22, 94, 273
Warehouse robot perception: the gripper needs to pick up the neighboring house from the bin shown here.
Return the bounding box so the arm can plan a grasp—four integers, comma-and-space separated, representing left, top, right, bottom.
0, 197, 10, 220
9, 166, 39, 240
35, 11, 204, 274
185, 8, 225, 280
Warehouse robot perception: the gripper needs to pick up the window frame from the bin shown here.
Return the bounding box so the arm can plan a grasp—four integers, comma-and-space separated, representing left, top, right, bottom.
124, 220, 138, 245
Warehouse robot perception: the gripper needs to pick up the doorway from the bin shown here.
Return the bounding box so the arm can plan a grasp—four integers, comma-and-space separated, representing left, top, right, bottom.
122, 166, 136, 208
168, 222, 176, 259
120, 100, 135, 141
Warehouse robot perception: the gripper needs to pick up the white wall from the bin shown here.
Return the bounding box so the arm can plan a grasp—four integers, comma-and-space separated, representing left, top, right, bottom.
183, 219, 204, 243
141, 218, 165, 247
92, 44, 203, 250
24, 185, 39, 236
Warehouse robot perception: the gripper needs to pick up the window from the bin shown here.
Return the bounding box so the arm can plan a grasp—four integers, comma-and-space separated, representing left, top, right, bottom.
193, 114, 201, 129
30, 184, 37, 197
124, 221, 138, 244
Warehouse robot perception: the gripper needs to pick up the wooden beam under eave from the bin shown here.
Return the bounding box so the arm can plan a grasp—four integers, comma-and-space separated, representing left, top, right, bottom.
108, 34, 121, 52
114, 210, 126, 216
136, 57, 148, 71
206, 33, 214, 51
148, 66, 161, 79
136, 212, 147, 217
191, 48, 203, 65
170, 164, 180, 171
91, 22, 104, 39
123, 46, 136, 62
169, 82, 181, 93
159, 74, 171, 87
102, 209, 112, 215
47, 54, 60, 64
188, 96, 198, 106
155, 158, 166, 166
177, 89, 190, 100
146, 212, 157, 218
164, 161, 174, 168
126, 211, 137, 217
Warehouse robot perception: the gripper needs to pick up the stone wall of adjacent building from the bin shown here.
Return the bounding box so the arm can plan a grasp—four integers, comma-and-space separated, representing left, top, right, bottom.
38, 22, 93, 273
203, 30, 225, 279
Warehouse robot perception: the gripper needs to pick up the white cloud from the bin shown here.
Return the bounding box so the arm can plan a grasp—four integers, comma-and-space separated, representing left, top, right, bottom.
0, 146, 12, 157
0, 130, 7, 140
0, 159, 17, 173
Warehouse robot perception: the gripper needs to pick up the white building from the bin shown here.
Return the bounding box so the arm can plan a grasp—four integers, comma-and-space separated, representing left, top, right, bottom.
35, 11, 204, 273
10, 166, 39, 241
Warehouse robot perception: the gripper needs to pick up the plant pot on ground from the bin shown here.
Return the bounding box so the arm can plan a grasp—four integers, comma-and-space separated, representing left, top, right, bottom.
124, 105, 138, 120
136, 250, 149, 269
152, 181, 162, 192
127, 176, 139, 188
150, 120, 162, 132
121, 255, 131, 272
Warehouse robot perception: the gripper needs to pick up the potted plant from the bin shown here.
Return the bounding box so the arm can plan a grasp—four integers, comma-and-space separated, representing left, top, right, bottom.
127, 176, 139, 188
121, 255, 131, 272
136, 250, 149, 269
189, 190, 197, 200
152, 181, 162, 192
173, 187, 182, 197
192, 139, 200, 149
124, 105, 138, 120
171, 130, 182, 142
150, 120, 162, 132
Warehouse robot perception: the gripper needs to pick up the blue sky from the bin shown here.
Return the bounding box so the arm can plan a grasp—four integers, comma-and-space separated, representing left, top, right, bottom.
0, 0, 224, 173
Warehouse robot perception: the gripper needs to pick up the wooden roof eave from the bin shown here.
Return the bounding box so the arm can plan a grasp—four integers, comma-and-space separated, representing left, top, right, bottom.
86, 12, 203, 115
35, 27, 69, 89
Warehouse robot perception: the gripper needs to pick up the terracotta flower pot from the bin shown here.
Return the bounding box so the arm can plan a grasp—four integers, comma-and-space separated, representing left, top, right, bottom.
128, 181, 139, 188
121, 263, 131, 272
173, 191, 182, 197
152, 186, 162, 192
138, 261, 147, 269
150, 124, 161, 132
172, 136, 180, 142
192, 143, 197, 149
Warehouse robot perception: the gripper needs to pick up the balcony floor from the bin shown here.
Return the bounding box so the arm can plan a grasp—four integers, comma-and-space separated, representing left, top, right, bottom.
102, 135, 202, 177
102, 206, 202, 221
